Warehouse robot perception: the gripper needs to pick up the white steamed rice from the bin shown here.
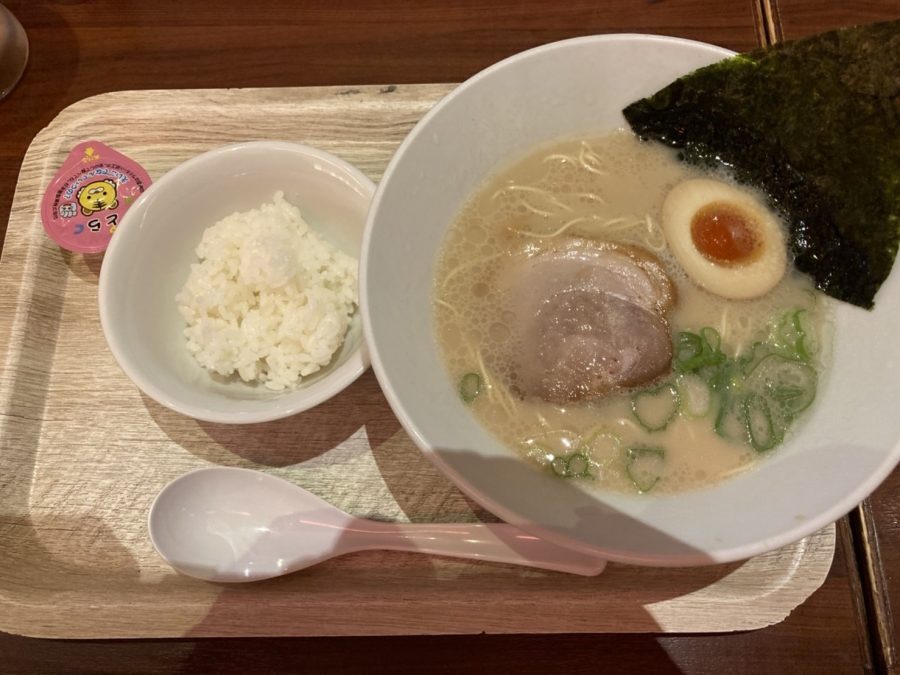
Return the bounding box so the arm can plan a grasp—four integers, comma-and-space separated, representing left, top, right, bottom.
176, 191, 358, 391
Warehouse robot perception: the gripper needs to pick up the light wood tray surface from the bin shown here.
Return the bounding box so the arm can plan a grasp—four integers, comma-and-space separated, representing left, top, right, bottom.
0, 85, 834, 639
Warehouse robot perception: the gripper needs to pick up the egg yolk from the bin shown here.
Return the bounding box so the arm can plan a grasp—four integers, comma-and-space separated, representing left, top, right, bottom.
690, 201, 762, 265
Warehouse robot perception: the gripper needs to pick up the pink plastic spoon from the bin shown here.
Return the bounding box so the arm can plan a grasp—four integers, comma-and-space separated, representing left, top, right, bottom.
148, 467, 606, 581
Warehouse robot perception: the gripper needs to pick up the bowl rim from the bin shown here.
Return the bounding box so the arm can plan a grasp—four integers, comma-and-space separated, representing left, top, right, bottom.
99, 140, 373, 424
361, 33, 900, 565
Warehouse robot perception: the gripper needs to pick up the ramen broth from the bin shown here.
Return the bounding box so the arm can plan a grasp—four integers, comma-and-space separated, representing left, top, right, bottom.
433, 131, 828, 494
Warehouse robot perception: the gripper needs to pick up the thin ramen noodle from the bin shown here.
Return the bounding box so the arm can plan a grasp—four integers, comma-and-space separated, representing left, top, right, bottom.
433, 131, 830, 494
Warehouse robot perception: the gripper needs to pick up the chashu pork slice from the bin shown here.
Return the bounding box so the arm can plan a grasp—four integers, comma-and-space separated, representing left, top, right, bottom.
496, 238, 674, 404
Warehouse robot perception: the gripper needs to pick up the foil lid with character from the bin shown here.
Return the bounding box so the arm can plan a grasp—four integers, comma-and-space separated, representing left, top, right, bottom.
41, 141, 152, 254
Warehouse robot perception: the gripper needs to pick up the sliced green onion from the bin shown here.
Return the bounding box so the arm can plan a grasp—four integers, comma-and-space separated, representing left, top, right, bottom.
551, 455, 569, 476
714, 393, 747, 443
674, 328, 727, 374
774, 309, 818, 362
740, 393, 783, 452
745, 354, 817, 418
676, 373, 712, 417
675, 331, 703, 365
795, 310, 818, 360
736, 341, 769, 376
565, 452, 592, 478
673, 309, 820, 453
625, 445, 666, 493
631, 383, 679, 431
459, 372, 482, 403
700, 326, 722, 351
545, 451, 595, 479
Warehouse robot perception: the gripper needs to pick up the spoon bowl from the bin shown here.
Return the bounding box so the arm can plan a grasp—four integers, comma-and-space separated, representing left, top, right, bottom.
149, 467, 606, 582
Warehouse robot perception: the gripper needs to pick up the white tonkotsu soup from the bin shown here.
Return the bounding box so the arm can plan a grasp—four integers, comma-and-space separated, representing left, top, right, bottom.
433, 131, 829, 494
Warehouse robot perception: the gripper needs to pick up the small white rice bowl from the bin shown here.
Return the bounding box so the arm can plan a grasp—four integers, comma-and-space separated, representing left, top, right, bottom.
100, 141, 372, 424
176, 192, 358, 391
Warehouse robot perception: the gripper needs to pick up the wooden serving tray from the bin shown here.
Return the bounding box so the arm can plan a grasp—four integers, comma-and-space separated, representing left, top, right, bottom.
0, 85, 835, 639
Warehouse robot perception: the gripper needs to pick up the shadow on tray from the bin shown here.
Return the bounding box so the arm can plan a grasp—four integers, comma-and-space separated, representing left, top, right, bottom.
144, 370, 402, 468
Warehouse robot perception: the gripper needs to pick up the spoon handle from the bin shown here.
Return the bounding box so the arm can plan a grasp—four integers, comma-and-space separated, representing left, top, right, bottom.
352, 521, 606, 576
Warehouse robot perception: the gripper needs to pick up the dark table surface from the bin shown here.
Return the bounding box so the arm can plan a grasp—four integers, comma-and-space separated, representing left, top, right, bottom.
1, 1, 898, 673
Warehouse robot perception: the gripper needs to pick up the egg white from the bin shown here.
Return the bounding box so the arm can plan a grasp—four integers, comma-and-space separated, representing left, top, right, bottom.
662, 178, 787, 300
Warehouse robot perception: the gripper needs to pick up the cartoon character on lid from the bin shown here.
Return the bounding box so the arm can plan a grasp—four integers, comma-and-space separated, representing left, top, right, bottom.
76, 178, 118, 216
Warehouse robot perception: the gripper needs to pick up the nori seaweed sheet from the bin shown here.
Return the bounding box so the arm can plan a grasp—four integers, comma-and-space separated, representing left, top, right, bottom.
623, 20, 900, 308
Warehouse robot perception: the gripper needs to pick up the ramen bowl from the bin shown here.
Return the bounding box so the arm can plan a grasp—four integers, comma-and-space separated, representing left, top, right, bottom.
361, 34, 900, 565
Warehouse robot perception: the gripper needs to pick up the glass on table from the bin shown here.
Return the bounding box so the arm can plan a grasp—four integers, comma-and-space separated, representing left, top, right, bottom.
0, 3, 28, 100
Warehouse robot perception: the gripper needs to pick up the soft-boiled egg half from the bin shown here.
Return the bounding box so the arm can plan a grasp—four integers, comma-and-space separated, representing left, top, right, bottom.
661, 179, 787, 300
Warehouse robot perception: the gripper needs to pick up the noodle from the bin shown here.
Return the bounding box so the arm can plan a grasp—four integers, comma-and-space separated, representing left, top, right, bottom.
432, 131, 827, 494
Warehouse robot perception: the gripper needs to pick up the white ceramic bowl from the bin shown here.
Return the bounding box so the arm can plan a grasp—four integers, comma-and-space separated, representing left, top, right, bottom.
100, 141, 373, 424
362, 34, 900, 565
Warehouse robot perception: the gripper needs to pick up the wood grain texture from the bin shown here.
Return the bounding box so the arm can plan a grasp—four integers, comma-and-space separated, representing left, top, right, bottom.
0, 1, 878, 672
852, 502, 895, 673
0, 0, 765, 254
766, 7, 900, 672
768, 0, 900, 42
0, 85, 838, 640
